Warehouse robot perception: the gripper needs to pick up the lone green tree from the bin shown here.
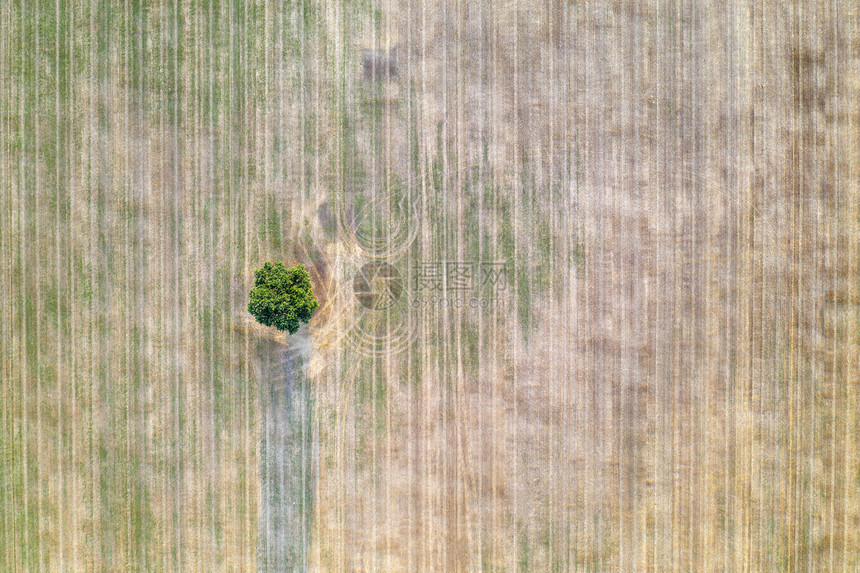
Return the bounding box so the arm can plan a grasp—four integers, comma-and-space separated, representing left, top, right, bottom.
248, 262, 319, 335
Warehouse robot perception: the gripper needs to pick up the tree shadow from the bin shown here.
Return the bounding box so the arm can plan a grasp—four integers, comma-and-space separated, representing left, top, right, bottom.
257, 326, 315, 571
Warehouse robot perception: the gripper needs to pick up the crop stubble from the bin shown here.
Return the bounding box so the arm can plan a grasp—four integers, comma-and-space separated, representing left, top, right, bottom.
1, 0, 858, 571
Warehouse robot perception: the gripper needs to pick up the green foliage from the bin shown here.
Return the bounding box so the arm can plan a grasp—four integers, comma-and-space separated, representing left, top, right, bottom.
248, 262, 318, 335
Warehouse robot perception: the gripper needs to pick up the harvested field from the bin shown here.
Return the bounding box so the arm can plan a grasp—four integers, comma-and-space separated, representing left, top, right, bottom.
1, 0, 859, 571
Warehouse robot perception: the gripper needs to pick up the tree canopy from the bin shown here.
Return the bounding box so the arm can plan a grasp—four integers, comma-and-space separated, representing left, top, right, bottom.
248, 261, 318, 335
